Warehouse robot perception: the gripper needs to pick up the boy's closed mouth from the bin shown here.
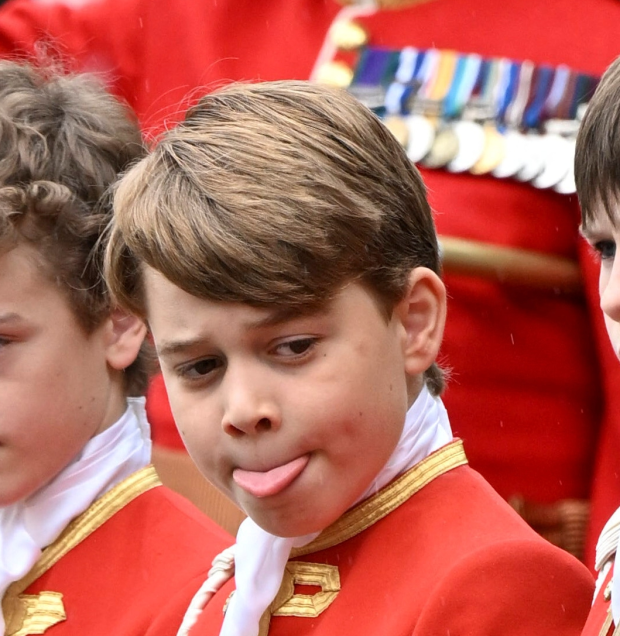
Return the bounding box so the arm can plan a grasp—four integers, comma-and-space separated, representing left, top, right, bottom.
232, 454, 310, 498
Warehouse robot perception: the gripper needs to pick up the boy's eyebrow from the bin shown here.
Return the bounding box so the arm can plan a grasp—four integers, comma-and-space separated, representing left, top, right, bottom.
0, 312, 23, 325
157, 336, 208, 359
156, 307, 321, 359
246, 306, 319, 329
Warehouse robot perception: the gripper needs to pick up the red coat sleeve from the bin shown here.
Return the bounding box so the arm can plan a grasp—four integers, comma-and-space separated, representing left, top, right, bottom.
414, 539, 594, 635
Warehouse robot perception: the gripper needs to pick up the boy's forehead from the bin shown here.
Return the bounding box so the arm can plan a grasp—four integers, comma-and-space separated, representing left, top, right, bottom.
143, 264, 329, 321
0, 244, 62, 311
0, 242, 44, 278
143, 265, 322, 331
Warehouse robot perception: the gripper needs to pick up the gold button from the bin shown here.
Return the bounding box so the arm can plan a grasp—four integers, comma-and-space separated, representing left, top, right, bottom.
315, 61, 354, 88
329, 20, 369, 50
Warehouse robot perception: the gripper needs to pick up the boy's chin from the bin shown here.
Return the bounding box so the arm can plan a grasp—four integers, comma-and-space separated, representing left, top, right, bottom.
0, 480, 39, 507
245, 505, 331, 538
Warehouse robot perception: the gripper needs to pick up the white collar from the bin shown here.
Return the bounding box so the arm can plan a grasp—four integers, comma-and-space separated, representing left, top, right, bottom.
0, 398, 151, 633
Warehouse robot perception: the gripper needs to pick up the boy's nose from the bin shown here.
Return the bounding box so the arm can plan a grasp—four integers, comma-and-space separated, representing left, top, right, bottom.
220, 368, 281, 437
600, 260, 620, 322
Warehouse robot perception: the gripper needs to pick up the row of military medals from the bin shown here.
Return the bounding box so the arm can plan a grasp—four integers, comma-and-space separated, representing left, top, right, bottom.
315, 20, 599, 194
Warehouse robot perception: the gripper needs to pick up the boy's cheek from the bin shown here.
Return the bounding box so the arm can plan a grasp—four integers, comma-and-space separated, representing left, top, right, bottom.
172, 408, 229, 487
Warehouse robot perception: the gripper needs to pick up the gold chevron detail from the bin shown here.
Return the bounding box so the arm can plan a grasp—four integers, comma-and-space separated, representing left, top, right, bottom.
5, 592, 66, 636
257, 562, 341, 635
292, 440, 467, 557
272, 562, 341, 618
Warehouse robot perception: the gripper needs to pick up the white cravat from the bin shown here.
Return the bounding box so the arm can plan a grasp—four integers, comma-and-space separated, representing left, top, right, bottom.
220, 385, 453, 636
594, 506, 620, 621
0, 397, 151, 632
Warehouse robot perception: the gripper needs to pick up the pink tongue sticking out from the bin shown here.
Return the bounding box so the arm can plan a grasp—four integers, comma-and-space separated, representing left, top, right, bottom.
233, 455, 309, 498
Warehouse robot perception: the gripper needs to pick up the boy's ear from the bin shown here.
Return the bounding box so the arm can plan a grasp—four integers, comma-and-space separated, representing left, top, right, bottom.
394, 267, 446, 376
103, 309, 148, 370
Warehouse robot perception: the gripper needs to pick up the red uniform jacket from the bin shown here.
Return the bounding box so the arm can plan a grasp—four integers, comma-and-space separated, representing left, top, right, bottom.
1, 466, 232, 636
1, 0, 619, 564
188, 442, 594, 635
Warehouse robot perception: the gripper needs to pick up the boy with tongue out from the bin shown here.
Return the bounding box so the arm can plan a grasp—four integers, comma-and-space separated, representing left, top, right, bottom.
104, 80, 593, 636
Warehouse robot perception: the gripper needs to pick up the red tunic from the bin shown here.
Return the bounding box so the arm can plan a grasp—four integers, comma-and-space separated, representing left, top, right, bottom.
1, 0, 619, 565
1, 466, 232, 636
189, 442, 594, 635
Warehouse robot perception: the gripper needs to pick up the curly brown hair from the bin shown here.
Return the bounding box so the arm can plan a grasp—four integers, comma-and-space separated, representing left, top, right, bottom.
0, 60, 150, 395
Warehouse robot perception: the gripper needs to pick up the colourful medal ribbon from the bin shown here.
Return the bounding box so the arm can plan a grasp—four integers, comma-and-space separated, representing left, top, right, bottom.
320, 31, 601, 193
523, 66, 554, 129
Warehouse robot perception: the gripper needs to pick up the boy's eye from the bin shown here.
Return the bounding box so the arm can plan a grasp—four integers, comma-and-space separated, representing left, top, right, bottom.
594, 240, 616, 261
273, 337, 317, 357
179, 357, 221, 379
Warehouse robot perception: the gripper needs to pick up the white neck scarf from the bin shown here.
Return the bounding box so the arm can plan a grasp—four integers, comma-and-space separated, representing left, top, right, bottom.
595, 506, 620, 622
220, 385, 452, 636
0, 397, 151, 632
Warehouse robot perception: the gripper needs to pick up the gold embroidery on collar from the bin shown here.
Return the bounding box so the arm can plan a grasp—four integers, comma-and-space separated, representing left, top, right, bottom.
2, 466, 161, 632
5, 592, 66, 636
258, 562, 341, 635
292, 440, 467, 557
336, 0, 437, 10
272, 562, 340, 618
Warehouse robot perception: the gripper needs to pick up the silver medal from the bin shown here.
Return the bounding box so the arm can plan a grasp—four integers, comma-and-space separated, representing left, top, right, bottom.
446, 121, 486, 173
406, 115, 435, 164
492, 130, 528, 179
532, 134, 571, 190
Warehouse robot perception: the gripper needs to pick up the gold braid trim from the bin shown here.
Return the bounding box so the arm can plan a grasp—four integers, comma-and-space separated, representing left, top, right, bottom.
292, 440, 467, 557
336, 0, 437, 9
600, 607, 614, 636
5, 592, 66, 636
2, 465, 161, 612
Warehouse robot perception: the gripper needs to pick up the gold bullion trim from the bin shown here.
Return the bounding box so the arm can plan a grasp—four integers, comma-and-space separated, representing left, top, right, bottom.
6, 592, 66, 636
292, 440, 467, 557
2, 465, 161, 629
600, 607, 614, 636
272, 562, 341, 618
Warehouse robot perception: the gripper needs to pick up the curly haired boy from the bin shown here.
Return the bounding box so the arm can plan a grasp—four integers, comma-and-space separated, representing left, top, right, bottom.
0, 61, 230, 636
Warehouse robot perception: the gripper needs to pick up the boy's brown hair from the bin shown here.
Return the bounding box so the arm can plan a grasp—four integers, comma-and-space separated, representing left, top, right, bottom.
576, 57, 620, 227
0, 60, 149, 395
106, 80, 445, 394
